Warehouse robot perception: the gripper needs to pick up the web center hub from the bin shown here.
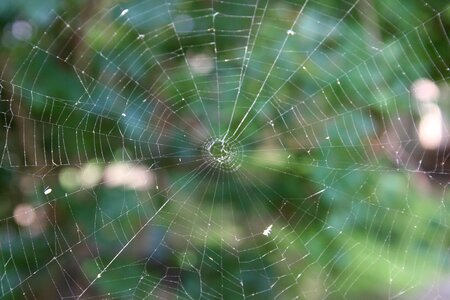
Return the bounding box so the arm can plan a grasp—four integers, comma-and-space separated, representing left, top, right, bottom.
202, 137, 243, 172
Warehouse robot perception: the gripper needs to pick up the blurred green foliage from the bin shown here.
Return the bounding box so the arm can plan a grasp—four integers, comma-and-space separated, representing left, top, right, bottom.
0, 0, 449, 299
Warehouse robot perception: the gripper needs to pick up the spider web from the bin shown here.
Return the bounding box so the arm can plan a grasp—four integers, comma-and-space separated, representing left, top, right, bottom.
0, 0, 449, 298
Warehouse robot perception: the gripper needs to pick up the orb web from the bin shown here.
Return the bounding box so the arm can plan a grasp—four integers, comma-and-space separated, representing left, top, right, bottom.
202, 137, 243, 172
0, 0, 449, 299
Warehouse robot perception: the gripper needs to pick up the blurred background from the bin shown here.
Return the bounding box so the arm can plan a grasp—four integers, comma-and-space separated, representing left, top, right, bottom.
0, 0, 449, 299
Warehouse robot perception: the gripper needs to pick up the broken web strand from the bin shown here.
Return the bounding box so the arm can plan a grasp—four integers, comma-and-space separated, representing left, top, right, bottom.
0, 0, 449, 299
3, 12, 203, 165
116, 3, 217, 137
61, 7, 209, 144
0, 4, 214, 296
63, 5, 210, 144
46, 4, 225, 296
